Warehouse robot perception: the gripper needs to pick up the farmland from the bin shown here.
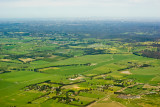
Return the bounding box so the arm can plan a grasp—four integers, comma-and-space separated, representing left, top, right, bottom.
0, 20, 160, 107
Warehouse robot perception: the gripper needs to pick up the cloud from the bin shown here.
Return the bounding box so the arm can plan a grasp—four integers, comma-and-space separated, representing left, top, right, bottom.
0, 0, 159, 18
0, 0, 159, 8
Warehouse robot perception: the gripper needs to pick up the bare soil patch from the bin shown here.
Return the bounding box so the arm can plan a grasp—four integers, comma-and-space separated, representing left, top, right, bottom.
143, 84, 160, 89
18, 58, 35, 63
118, 95, 141, 99
120, 71, 132, 75
1, 59, 11, 61
90, 63, 97, 66
62, 84, 80, 89
102, 98, 109, 101
35, 57, 44, 60
48, 55, 57, 59
69, 76, 84, 81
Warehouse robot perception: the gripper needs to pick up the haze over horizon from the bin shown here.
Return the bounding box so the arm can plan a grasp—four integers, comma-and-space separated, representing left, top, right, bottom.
0, 0, 160, 19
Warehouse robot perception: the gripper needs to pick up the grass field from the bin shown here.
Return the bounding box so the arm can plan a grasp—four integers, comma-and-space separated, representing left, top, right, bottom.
1, 35, 160, 107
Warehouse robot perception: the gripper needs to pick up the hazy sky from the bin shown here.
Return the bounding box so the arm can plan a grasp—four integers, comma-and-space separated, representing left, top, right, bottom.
0, 0, 160, 18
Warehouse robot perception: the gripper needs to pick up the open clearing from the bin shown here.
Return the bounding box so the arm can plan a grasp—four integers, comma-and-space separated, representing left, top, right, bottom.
1, 59, 11, 61
120, 71, 132, 75
62, 84, 81, 89
69, 76, 84, 80
143, 84, 160, 89
18, 58, 35, 63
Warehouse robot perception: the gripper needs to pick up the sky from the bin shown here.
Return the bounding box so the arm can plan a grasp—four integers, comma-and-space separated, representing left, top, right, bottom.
0, 0, 160, 18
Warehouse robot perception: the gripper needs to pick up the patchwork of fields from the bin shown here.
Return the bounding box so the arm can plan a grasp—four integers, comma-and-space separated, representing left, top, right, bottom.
1, 50, 160, 106
1, 21, 160, 107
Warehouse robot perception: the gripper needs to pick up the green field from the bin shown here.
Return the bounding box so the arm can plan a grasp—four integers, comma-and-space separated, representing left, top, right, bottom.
1, 25, 160, 107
